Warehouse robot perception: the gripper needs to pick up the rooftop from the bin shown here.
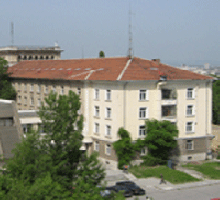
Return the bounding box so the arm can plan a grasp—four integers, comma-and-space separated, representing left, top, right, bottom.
8, 57, 214, 81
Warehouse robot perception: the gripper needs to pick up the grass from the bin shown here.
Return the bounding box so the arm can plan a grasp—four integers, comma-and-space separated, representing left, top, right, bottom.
128, 165, 200, 184
181, 162, 220, 179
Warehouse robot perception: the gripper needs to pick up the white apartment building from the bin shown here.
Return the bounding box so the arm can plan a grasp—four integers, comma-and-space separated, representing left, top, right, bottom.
8, 57, 214, 169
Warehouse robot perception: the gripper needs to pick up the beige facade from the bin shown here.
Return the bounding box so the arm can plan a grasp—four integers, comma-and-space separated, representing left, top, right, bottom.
0, 45, 62, 67
11, 76, 214, 169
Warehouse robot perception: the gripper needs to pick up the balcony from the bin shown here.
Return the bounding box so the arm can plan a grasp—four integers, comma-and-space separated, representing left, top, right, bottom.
161, 105, 177, 121
161, 89, 177, 105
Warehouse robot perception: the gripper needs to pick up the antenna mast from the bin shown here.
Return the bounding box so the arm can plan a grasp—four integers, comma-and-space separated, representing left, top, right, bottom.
128, 9, 133, 59
11, 22, 14, 46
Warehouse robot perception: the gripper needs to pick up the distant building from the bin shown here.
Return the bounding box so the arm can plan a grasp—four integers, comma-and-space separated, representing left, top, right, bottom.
8, 57, 214, 169
0, 100, 22, 161
0, 44, 63, 67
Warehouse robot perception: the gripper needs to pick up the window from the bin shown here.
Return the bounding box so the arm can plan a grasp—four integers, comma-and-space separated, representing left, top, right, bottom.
18, 83, 21, 91
45, 85, 48, 94
61, 86, 64, 95
78, 88, 81, 95
187, 88, 194, 99
185, 122, 194, 133
106, 107, 111, 119
94, 141, 100, 151
52, 86, 56, 93
94, 89, 100, 100
161, 105, 177, 118
139, 107, 147, 119
106, 90, 111, 101
94, 106, 100, 117
24, 83, 27, 91
30, 84, 34, 92
106, 125, 111, 136
37, 84, 41, 93
18, 96, 21, 104
140, 148, 146, 156
30, 97, 34, 106
38, 99, 41, 107
139, 90, 148, 101
24, 96, 27, 105
0, 118, 13, 126
94, 123, 100, 134
186, 105, 194, 116
105, 144, 111, 155
186, 140, 193, 150
139, 125, 146, 136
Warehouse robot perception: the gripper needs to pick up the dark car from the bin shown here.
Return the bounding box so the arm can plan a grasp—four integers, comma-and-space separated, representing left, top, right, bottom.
116, 181, 146, 195
111, 185, 133, 197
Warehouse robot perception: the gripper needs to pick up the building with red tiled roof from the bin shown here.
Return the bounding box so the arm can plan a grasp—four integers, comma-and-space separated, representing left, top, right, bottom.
8, 57, 214, 169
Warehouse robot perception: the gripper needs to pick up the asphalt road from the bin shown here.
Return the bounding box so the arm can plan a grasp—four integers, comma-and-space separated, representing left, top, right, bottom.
127, 183, 220, 200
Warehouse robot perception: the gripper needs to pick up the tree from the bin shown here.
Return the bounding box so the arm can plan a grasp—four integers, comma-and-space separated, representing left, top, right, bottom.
213, 80, 220, 124
113, 128, 136, 169
0, 57, 16, 100
2, 91, 106, 199
144, 119, 178, 165
99, 51, 105, 58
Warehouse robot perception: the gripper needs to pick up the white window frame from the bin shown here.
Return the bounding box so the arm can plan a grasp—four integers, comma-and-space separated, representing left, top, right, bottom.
105, 144, 111, 155
94, 106, 100, 117
94, 89, 100, 100
24, 83, 27, 91
139, 89, 148, 101
45, 85, 48, 94
24, 96, 27, 105
52, 86, 56, 93
61, 86, 64, 95
106, 90, 111, 101
185, 121, 194, 133
37, 84, 41, 93
186, 105, 194, 116
38, 98, 41, 107
30, 97, 34, 106
30, 84, 34, 92
106, 107, 111, 119
187, 88, 195, 99
18, 95, 21, 103
94, 123, 100, 134
106, 125, 111, 136
94, 141, 100, 151
139, 125, 146, 137
139, 107, 148, 119
186, 140, 194, 150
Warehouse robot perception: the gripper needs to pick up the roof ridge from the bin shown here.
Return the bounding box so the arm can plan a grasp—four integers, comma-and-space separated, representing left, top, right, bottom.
117, 59, 131, 80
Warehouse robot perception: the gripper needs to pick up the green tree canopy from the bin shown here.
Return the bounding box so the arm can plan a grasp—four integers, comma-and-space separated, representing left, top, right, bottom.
99, 51, 105, 58
144, 119, 178, 163
213, 80, 220, 124
0, 57, 16, 100
2, 91, 106, 199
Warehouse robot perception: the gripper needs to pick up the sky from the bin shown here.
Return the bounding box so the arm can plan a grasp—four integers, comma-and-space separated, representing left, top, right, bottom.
1, 0, 220, 66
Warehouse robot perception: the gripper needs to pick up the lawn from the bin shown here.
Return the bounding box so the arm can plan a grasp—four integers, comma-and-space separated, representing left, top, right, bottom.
181, 162, 220, 179
128, 165, 200, 184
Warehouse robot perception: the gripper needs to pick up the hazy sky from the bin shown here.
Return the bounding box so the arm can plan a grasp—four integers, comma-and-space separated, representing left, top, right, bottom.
1, 0, 219, 65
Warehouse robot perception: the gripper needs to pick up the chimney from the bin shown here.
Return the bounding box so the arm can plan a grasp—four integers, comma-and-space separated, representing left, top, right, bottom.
151, 59, 160, 64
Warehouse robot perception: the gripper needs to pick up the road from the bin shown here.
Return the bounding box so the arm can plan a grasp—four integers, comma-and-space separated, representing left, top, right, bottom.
127, 184, 220, 200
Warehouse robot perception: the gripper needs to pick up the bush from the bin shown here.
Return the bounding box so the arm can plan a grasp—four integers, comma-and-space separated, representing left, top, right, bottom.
142, 155, 166, 166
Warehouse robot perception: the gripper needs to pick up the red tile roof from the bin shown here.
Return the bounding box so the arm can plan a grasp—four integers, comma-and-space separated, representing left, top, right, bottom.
8, 57, 213, 81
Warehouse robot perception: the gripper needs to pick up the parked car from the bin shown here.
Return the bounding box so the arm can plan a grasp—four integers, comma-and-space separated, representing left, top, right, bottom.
111, 185, 133, 197
116, 181, 146, 195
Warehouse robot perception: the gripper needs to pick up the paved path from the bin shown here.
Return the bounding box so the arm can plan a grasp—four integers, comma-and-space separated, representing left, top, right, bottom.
104, 164, 220, 191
